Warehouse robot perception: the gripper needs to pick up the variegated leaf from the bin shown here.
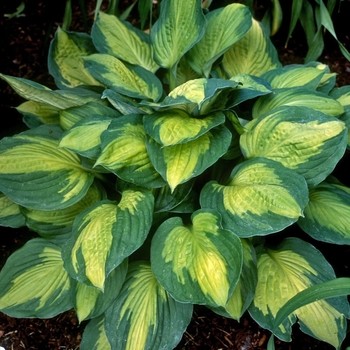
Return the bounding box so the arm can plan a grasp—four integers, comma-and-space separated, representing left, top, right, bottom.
252, 88, 344, 119
92, 12, 158, 72
83, 53, 163, 101
22, 181, 106, 239
0, 239, 73, 318
147, 124, 232, 191
59, 116, 112, 159
200, 157, 309, 237
151, 209, 243, 307
80, 315, 111, 350
143, 109, 225, 146
0, 73, 103, 110
96, 115, 166, 188
74, 260, 128, 322
48, 27, 102, 89
0, 192, 25, 228
0, 125, 95, 210
222, 19, 281, 77
105, 261, 193, 350
240, 106, 347, 187
249, 238, 350, 348
151, 0, 205, 76
298, 180, 350, 245
62, 188, 154, 290
187, 3, 252, 77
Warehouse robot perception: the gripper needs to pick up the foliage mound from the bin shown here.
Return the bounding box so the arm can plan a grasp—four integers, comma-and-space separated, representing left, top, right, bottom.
1, 1, 350, 349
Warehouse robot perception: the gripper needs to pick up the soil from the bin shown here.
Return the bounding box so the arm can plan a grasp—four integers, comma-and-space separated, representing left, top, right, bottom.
1, 1, 350, 349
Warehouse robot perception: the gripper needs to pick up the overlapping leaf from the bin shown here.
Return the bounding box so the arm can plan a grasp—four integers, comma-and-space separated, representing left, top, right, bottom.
200, 158, 309, 237
249, 238, 350, 348
96, 114, 166, 188
240, 106, 347, 187
80, 315, 111, 350
62, 188, 154, 290
0, 239, 73, 318
92, 12, 158, 72
104, 261, 193, 350
0, 126, 94, 210
0, 192, 25, 228
151, 210, 243, 307
298, 180, 350, 245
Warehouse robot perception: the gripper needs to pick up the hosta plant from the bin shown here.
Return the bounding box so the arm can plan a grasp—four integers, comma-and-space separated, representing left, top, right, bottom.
1, 0, 350, 349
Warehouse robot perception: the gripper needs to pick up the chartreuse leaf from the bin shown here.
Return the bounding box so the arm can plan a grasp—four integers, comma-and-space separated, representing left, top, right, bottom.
0, 73, 103, 110
240, 106, 347, 187
80, 314, 111, 350
151, 210, 243, 307
96, 115, 166, 188
211, 239, 257, 320
151, 0, 205, 79
59, 102, 120, 131
147, 124, 232, 191
83, 54, 163, 101
74, 260, 128, 322
16, 101, 60, 128
249, 238, 350, 348
105, 261, 193, 350
187, 3, 252, 77
22, 181, 106, 239
63, 188, 154, 290
0, 192, 25, 228
298, 181, 350, 245
59, 116, 112, 159
143, 109, 225, 146
0, 125, 94, 210
260, 63, 328, 90
92, 12, 158, 72
252, 88, 344, 119
0, 238, 73, 318
48, 27, 102, 89
143, 78, 238, 115
222, 19, 281, 77
200, 158, 309, 237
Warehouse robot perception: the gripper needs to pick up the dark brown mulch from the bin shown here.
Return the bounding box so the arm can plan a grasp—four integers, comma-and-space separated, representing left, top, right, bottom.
1, 1, 350, 349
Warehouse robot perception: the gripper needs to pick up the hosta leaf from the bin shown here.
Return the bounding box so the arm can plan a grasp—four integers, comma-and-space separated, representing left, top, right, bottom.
147, 124, 232, 191
0, 192, 25, 228
260, 63, 328, 90
151, 209, 243, 307
249, 238, 350, 348
83, 54, 163, 101
92, 12, 158, 72
252, 88, 344, 118
63, 188, 154, 290
200, 157, 309, 237
0, 125, 94, 210
59, 101, 120, 131
80, 315, 111, 350
48, 27, 102, 89
0, 73, 103, 110
187, 3, 252, 77
59, 116, 112, 159
105, 261, 193, 350
96, 115, 166, 188
298, 181, 350, 245
240, 106, 348, 187
22, 181, 106, 239
222, 19, 281, 77
0, 239, 73, 318
151, 0, 205, 73
211, 239, 257, 320
74, 260, 128, 322
16, 101, 60, 128
143, 109, 225, 146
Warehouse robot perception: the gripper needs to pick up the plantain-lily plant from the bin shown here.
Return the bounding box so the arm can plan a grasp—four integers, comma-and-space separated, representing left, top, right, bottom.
1, 1, 350, 349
